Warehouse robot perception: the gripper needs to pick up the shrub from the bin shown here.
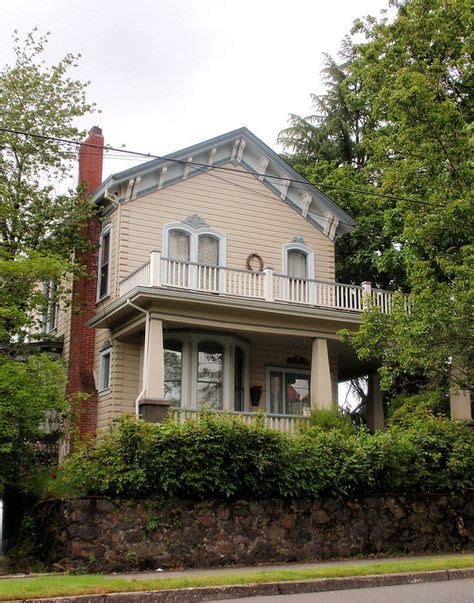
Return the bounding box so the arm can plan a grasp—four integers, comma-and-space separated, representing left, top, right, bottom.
304, 408, 356, 435
59, 410, 474, 501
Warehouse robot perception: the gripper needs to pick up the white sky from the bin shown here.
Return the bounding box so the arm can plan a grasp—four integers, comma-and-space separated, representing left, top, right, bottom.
1, 0, 389, 180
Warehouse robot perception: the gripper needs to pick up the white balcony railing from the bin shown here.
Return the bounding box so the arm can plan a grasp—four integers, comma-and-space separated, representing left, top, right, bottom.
119, 251, 403, 314
170, 407, 307, 434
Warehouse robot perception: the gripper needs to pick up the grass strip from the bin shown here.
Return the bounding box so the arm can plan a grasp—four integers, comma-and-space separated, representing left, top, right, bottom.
1, 555, 473, 600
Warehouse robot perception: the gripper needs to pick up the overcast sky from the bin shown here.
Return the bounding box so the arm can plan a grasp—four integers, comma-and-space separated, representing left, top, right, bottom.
2, 0, 389, 181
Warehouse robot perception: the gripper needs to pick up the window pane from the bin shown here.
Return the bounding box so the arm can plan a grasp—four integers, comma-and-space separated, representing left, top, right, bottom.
287, 250, 307, 278
164, 340, 182, 407
99, 264, 109, 298
198, 235, 219, 265
285, 373, 310, 416
197, 342, 223, 382
100, 352, 110, 390
101, 232, 110, 265
99, 232, 110, 298
234, 347, 244, 411
269, 371, 283, 414
197, 341, 223, 410
197, 381, 222, 410
169, 230, 190, 261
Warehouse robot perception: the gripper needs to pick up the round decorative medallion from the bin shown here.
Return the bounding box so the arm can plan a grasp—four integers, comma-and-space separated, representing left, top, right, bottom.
246, 253, 264, 272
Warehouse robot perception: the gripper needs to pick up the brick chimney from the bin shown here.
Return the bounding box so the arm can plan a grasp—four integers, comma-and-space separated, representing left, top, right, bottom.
66, 127, 104, 440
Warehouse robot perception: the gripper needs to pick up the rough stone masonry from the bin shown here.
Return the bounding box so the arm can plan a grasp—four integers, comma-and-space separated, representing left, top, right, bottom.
30, 494, 473, 572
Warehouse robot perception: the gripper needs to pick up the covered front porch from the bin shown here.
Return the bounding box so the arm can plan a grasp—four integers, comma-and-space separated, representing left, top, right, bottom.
94, 289, 384, 433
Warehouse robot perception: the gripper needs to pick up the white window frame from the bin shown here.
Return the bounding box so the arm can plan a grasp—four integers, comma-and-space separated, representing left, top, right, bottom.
282, 240, 315, 303
163, 222, 227, 265
42, 280, 58, 334
282, 240, 315, 279
266, 365, 311, 417
99, 347, 112, 393
163, 222, 227, 291
97, 225, 112, 301
150, 331, 249, 411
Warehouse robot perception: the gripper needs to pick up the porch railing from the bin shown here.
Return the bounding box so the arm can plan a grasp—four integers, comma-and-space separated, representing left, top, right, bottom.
170, 407, 308, 434
119, 251, 404, 314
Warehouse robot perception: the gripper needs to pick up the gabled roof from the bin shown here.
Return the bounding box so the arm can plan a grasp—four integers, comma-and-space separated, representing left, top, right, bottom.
92, 127, 356, 239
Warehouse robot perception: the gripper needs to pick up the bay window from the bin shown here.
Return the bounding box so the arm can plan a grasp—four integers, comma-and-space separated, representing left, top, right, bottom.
197, 341, 223, 409
164, 340, 183, 407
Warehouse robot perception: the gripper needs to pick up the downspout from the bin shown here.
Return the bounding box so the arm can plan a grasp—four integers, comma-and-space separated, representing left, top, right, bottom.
126, 299, 149, 417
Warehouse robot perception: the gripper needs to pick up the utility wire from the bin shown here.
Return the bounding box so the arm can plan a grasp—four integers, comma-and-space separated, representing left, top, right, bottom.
0, 126, 438, 207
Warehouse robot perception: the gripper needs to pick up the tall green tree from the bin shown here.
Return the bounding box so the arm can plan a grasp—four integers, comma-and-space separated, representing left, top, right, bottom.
345, 0, 473, 395
0, 29, 96, 349
0, 30, 96, 489
281, 0, 473, 400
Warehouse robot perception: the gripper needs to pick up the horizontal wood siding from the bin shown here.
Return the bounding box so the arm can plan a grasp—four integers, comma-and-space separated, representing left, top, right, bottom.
94, 164, 338, 425
118, 164, 335, 285
96, 333, 141, 432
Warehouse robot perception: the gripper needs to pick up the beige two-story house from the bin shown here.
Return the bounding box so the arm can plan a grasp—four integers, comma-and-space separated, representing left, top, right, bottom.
51, 127, 396, 434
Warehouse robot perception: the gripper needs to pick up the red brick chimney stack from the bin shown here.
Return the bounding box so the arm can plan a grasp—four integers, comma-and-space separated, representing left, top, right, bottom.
67, 127, 104, 440
78, 126, 104, 193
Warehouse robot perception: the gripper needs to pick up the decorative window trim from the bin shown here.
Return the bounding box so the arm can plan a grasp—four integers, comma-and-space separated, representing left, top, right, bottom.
97, 225, 112, 301
99, 345, 112, 394
282, 239, 315, 279
163, 221, 227, 267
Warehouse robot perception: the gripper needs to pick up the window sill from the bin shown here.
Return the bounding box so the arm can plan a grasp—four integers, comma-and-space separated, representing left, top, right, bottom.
98, 388, 111, 397
96, 294, 110, 305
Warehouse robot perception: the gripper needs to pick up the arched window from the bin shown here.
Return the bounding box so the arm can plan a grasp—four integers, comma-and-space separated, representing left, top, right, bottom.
283, 240, 315, 303
287, 249, 307, 279
197, 341, 223, 410
164, 340, 182, 407
168, 229, 190, 262
163, 221, 226, 292
198, 234, 219, 266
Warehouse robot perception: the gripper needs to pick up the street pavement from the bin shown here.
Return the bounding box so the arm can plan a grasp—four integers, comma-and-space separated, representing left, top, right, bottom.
217, 577, 474, 602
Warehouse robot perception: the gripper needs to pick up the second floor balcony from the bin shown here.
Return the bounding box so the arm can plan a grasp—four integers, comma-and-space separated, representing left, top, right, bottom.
118, 251, 401, 314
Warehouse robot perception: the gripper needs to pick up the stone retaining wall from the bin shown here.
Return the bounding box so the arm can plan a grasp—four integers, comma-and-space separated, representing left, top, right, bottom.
31, 494, 473, 571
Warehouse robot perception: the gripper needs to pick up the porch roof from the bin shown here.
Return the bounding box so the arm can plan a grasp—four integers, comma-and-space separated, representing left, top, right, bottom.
88, 286, 362, 337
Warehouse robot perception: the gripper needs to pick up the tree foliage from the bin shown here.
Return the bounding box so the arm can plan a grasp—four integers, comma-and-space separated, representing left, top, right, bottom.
0, 29, 96, 348
0, 353, 69, 489
280, 0, 473, 397
0, 30, 96, 488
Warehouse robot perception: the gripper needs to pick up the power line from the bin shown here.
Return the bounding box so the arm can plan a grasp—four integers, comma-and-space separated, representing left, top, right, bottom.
0, 126, 438, 207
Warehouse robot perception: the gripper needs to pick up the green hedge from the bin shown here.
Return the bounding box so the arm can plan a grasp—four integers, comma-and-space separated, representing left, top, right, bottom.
58, 411, 474, 500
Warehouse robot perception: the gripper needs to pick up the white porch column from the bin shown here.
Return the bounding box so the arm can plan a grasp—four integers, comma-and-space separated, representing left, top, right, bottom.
367, 373, 385, 431
140, 316, 170, 422
310, 338, 333, 410
450, 388, 472, 421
